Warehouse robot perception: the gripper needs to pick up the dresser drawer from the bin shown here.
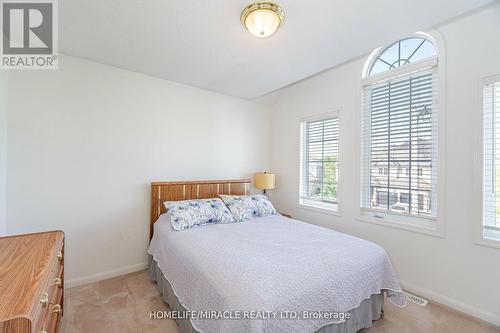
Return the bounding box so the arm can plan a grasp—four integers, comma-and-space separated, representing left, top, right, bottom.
41, 289, 62, 333
51, 243, 64, 292
0, 231, 64, 333
32, 299, 49, 333
39, 243, 64, 333
33, 242, 64, 333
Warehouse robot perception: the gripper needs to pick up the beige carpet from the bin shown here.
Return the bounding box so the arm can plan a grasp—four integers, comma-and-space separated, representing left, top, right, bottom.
61, 270, 499, 333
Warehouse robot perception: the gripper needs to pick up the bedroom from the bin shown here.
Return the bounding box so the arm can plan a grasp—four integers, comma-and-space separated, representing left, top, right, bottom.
0, 0, 499, 332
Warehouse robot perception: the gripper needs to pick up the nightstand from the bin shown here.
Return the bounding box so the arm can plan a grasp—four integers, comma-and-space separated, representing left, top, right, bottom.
280, 212, 292, 218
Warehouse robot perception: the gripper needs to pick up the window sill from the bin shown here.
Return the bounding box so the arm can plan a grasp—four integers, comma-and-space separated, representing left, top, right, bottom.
297, 203, 340, 217
475, 238, 500, 250
357, 212, 445, 238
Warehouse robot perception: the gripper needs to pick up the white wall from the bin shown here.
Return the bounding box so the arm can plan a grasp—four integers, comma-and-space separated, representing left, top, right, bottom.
269, 4, 500, 326
0, 72, 7, 236
6, 55, 270, 285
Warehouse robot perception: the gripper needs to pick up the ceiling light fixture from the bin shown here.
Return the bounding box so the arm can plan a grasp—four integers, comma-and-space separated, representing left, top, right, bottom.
240, 1, 284, 38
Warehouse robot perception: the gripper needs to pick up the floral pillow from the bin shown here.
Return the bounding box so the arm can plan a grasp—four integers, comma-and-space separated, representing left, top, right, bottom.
218, 194, 278, 221
164, 198, 235, 231
203, 198, 235, 224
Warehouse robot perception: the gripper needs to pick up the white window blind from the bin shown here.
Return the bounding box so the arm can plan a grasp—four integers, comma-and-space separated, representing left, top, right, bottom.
483, 80, 500, 241
361, 69, 438, 221
300, 116, 339, 211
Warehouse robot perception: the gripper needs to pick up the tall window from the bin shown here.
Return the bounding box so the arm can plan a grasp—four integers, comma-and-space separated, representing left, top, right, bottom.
300, 113, 339, 212
361, 36, 439, 225
483, 79, 500, 242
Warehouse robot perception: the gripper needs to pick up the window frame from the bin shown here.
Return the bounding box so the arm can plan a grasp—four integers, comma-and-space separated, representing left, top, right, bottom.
299, 111, 341, 215
358, 32, 446, 237
476, 74, 500, 249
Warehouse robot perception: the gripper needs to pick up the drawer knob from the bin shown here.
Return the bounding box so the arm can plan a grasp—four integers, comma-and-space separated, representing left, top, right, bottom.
57, 251, 63, 261
51, 304, 61, 314
40, 292, 49, 307
54, 277, 62, 287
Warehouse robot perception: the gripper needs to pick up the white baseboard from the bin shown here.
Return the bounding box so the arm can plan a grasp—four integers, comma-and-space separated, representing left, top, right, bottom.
65, 262, 149, 288
400, 280, 500, 327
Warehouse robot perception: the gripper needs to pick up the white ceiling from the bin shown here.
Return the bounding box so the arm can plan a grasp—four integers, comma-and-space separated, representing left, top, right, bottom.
60, 0, 492, 99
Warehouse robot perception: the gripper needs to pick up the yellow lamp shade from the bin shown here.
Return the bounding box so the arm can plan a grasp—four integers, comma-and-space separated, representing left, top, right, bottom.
254, 172, 276, 190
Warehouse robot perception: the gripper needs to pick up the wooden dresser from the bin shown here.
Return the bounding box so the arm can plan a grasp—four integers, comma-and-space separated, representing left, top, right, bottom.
0, 231, 64, 333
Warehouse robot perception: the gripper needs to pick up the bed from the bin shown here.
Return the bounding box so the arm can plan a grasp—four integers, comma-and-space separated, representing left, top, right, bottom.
148, 179, 406, 333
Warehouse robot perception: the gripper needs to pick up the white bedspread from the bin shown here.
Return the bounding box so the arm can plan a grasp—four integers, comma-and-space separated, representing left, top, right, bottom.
148, 214, 406, 333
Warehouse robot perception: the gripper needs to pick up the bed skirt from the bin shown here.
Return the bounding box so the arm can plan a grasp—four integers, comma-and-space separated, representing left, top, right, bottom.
149, 256, 384, 333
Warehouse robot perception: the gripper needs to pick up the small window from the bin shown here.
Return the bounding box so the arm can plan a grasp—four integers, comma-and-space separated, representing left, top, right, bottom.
483, 80, 500, 242
400, 193, 410, 204
418, 194, 425, 211
300, 113, 339, 212
417, 168, 423, 176
378, 167, 388, 176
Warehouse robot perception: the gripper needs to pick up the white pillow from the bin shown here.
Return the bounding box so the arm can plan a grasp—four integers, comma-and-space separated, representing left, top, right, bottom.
218, 194, 278, 221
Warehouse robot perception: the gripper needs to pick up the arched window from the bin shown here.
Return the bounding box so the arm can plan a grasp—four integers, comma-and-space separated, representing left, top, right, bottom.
360, 34, 440, 231
368, 37, 437, 76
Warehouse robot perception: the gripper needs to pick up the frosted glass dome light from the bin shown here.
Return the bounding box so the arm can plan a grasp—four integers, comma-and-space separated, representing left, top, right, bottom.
241, 2, 284, 38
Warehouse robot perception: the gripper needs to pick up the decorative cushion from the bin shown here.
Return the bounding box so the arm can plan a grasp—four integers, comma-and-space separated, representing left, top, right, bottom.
164, 198, 235, 231
203, 198, 235, 224
218, 194, 278, 221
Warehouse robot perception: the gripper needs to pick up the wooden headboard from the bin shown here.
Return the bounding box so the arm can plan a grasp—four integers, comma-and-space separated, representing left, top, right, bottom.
150, 179, 251, 239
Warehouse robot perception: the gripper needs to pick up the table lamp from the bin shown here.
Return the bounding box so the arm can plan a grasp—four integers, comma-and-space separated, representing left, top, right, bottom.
254, 172, 276, 196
